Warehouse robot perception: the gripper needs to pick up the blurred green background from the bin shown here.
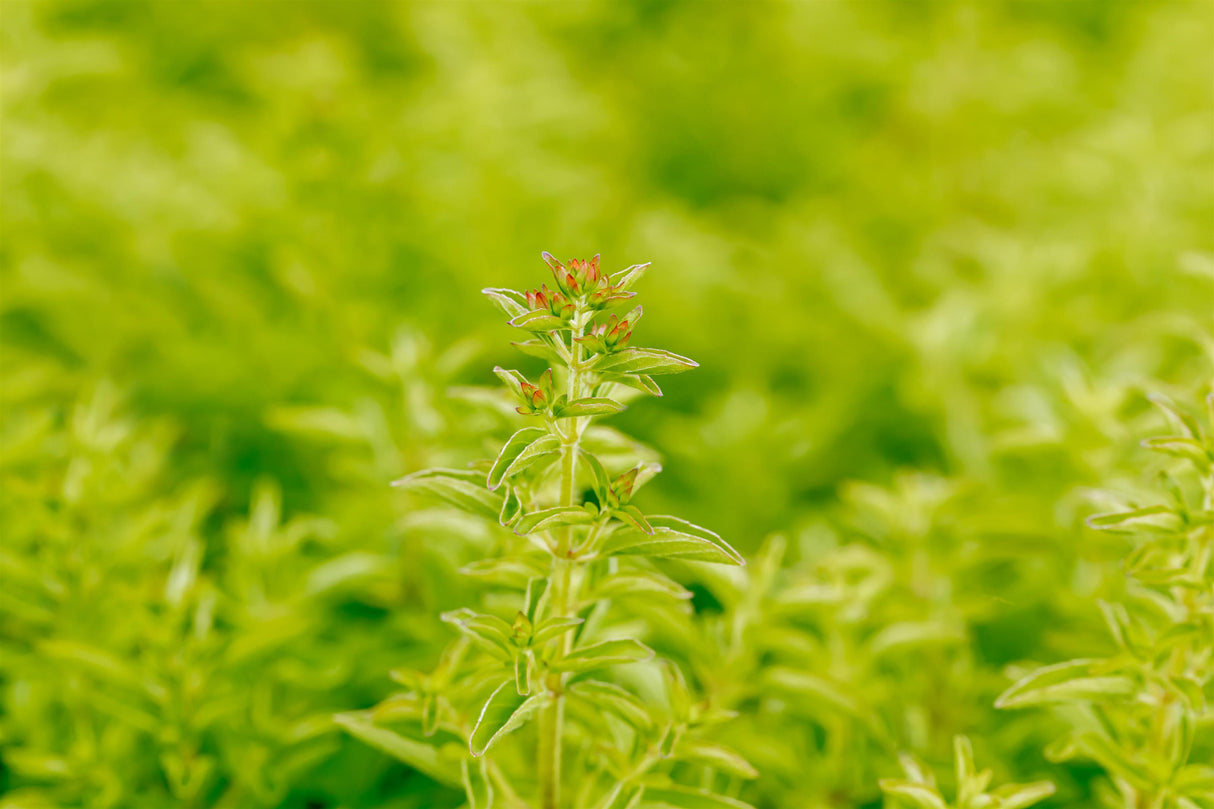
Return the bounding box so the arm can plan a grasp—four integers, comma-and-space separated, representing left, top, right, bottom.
1, 1, 1211, 807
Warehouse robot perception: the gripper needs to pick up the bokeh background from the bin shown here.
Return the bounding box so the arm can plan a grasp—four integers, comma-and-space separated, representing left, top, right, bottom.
1, 1, 1211, 808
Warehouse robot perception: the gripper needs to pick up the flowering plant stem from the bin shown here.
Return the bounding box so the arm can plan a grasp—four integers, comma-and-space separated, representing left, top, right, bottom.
538, 309, 587, 809
341, 252, 750, 809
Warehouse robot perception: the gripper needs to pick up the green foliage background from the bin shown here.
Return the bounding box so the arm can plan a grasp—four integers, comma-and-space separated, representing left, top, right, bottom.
1, 1, 1211, 808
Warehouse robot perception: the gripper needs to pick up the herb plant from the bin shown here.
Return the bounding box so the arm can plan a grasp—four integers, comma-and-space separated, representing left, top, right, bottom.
996, 392, 1214, 809
337, 253, 751, 809
880, 736, 1054, 809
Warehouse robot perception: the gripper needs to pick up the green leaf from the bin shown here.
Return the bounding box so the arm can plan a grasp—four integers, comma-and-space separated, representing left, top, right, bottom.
1062, 731, 1155, 791
616, 505, 654, 534
391, 468, 503, 520
995, 659, 1136, 708
512, 338, 564, 363
602, 516, 744, 566
524, 577, 548, 623
551, 638, 654, 673
878, 781, 948, 809
552, 397, 626, 418
334, 713, 460, 787
1148, 392, 1202, 439
639, 785, 755, 809
592, 348, 698, 376
482, 287, 529, 319
509, 309, 571, 332
493, 366, 530, 399
1174, 764, 1214, 796
674, 738, 759, 779
954, 735, 977, 782
585, 570, 692, 602
610, 262, 650, 293
579, 449, 615, 495
953, 736, 993, 805
441, 609, 515, 659
487, 427, 560, 490
599, 784, 645, 809
869, 621, 965, 656
530, 616, 584, 646
1140, 436, 1210, 464
499, 485, 524, 527
460, 556, 546, 588
606, 373, 664, 398
989, 781, 1056, 809
469, 681, 547, 757
461, 757, 493, 809
514, 506, 598, 535
765, 667, 886, 740
38, 639, 159, 699
567, 679, 654, 730
1085, 505, 1180, 532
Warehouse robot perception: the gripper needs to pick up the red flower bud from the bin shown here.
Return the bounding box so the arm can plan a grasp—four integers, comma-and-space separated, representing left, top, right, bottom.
516, 376, 550, 415
612, 468, 638, 500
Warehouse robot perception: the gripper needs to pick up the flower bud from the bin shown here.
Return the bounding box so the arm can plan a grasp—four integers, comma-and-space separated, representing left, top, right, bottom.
576, 314, 632, 355
525, 284, 574, 321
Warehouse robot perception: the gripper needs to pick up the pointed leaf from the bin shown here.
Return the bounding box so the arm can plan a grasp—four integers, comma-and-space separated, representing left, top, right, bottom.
482, 288, 529, 319
553, 398, 627, 419
610, 262, 650, 293
617, 505, 654, 534
592, 348, 698, 376
1148, 392, 1202, 439
601, 516, 744, 566
334, 713, 460, 787
606, 373, 664, 398
1085, 505, 1179, 532
531, 616, 585, 646
995, 659, 1135, 708
1141, 436, 1210, 464
878, 781, 947, 809
487, 428, 546, 489
989, 781, 1056, 809
674, 738, 759, 779
514, 506, 597, 535
488, 429, 560, 490
441, 609, 515, 659
509, 310, 571, 332
461, 757, 493, 809
460, 556, 546, 588
512, 339, 564, 363
493, 367, 530, 399
470, 681, 547, 757
639, 786, 755, 809
550, 638, 654, 673
585, 570, 692, 602
568, 680, 654, 730
392, 469, 502, 520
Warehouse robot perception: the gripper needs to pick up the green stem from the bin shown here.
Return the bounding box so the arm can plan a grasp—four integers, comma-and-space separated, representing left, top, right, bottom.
539, 309, 589, 809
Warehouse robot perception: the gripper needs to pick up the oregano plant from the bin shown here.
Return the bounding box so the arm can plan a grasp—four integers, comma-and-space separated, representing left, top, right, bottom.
337, 253, 751, 809
996, 392, 1214, 809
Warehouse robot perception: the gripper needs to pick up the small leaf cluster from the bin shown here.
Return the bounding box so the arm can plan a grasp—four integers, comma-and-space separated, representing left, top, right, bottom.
997, 393, 1214, 809
880, 736, 1054, 809
340, 253, 752, 809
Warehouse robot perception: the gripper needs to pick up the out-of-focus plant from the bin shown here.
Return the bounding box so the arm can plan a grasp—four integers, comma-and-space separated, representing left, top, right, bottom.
997, 392, 1214, 809
337, 253, 752, 809
657, 471, 1056, 809
879, 736, 1054, 809
0, 344, 492, 809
